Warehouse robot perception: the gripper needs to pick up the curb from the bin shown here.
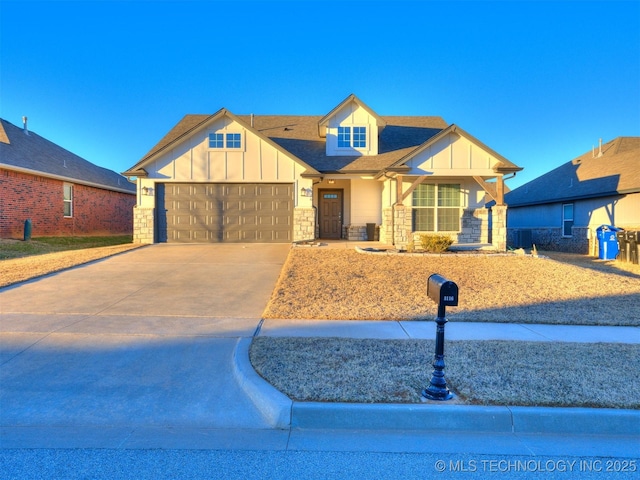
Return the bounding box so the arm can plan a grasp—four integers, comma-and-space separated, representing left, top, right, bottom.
233, 338, 292, 429
292, 403, 640, 436
233, 339, 640, 435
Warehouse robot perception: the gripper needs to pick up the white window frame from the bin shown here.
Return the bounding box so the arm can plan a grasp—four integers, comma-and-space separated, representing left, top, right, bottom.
336, 125, 367, 149
411, 183, 462, 233
562, 203, 574, 237
208, 131, 244, 150
63, 183, 73, 218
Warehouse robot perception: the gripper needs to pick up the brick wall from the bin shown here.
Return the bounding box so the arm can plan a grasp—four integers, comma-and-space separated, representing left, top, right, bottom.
1, 168, 135, 238
507, 227, 590, 254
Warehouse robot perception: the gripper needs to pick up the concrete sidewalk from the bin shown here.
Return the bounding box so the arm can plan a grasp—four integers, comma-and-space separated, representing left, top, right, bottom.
234, 318, 640, 448
1, 243, 638, 455
257, 318, 640, 343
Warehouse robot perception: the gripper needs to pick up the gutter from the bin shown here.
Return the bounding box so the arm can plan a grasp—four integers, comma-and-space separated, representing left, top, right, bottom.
507, 189, 639, 208
1, 163, 136, 195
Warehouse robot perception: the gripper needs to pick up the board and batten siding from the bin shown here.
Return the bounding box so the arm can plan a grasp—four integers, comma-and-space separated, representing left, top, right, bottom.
324, 103, 380, 157
405, 132, 501, 176
146, 117, 304, 182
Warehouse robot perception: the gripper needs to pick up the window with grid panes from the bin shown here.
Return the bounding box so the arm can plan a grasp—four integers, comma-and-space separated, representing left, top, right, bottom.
412, 183, 460, 232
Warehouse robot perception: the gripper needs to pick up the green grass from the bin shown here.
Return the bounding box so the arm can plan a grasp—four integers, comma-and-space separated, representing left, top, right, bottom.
250, 337, 640, 409
0, 236, 133, 260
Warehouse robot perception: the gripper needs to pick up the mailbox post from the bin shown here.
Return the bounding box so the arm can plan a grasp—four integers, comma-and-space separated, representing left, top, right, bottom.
422, 273, 458, 401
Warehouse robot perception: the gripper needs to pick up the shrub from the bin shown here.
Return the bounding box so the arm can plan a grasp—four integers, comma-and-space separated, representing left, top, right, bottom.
418, 234, 453, 253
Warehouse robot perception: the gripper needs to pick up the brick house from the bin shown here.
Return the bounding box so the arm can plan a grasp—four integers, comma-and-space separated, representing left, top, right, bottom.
0, 118, 136, 238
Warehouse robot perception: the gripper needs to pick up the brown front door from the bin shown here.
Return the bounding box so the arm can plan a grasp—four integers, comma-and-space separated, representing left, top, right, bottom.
319, 190, 343, 239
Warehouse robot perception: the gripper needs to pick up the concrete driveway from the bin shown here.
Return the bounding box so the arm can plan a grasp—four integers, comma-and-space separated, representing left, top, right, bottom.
0, 243, 291, 447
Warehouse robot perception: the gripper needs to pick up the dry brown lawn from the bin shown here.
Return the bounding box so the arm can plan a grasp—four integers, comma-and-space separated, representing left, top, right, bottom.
0, 243, 144, 288
263, 248, 640, 326
251, 337, 640, 408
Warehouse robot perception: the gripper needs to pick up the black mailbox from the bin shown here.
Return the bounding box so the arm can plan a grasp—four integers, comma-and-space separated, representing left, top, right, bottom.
427, 274, 459, 307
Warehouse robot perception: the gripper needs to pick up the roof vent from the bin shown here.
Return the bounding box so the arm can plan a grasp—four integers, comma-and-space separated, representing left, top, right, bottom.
22, 116, 29, 135
598, 138, 603, 157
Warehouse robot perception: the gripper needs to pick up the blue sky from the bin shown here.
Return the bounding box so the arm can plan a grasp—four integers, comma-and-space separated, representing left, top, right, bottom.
1, 0, 638, 189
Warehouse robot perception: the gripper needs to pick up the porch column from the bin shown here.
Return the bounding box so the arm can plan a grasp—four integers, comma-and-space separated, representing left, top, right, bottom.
393, 204, 409, 248
133, 206, 155, 244
492, 205, 508, 251
293, 207, 316, 242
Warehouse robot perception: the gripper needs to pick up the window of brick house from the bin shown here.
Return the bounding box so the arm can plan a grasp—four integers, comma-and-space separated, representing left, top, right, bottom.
63, 183, 73, 217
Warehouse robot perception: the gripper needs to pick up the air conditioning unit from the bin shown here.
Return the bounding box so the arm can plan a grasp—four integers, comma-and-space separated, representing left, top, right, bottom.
515, 229, 533, 248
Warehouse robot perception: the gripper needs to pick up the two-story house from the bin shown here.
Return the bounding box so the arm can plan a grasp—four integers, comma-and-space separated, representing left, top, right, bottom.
123, 94, 521, 249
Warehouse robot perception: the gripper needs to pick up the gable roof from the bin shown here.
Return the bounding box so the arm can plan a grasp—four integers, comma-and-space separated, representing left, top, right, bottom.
505, 137, 640, 207
124, 109, 321, 177
248, 115, 447, 174
317, 93, 387, 137
0, 119, 135, 194
386, 124, 523, 174
129, 112, 449, 176
126, 97, 522, 178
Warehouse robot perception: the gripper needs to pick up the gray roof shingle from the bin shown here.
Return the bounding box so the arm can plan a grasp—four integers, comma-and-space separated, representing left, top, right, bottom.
0, 119, 135, 194
133, 113, 455, 175
505, 137, 640, 207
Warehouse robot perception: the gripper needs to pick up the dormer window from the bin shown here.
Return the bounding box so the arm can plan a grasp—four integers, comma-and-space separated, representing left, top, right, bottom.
209, 132, 243, 149
337, 126, 367, 149
337, 127, 351, 148
353, 126, 366, 148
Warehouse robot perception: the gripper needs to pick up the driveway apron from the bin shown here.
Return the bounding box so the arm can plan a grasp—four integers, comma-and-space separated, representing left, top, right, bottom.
0, 244, 290, 431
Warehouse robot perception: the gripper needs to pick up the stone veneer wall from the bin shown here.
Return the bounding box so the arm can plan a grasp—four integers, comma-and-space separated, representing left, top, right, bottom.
343, 224, 380, 241
507, 227, 590, 254
133, 207, 155, 244
393, 205, 410, 248
293, 207, 315, 242
387, 205, 493, 249
491, 205, 508, 251
381, 208, 393, 244
458, 208, 489, 244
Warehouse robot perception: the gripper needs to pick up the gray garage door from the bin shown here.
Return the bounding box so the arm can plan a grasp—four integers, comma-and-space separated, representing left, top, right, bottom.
157, 183, 293, 243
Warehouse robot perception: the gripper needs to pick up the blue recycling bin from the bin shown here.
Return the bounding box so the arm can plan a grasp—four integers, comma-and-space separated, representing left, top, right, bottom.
595, 225, 621, 260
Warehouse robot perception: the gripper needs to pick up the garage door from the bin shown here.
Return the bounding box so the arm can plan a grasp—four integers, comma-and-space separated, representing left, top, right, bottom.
157, 183, 293, 243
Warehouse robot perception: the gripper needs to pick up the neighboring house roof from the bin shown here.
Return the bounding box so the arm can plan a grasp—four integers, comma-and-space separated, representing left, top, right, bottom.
505, 137, 640, 207
0, 118, 135, 194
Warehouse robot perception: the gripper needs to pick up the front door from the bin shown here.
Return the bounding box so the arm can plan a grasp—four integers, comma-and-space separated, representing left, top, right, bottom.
319, 190, 343, 239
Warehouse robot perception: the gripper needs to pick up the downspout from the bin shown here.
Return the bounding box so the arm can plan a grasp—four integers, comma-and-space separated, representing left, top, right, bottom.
312, 179, 323, 240
383, 171, 397, 246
